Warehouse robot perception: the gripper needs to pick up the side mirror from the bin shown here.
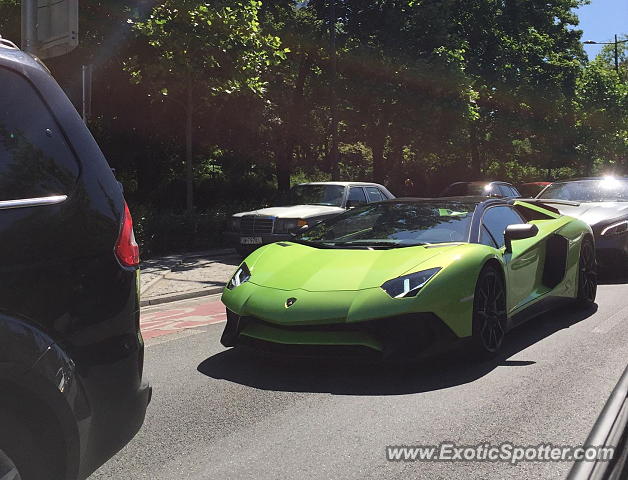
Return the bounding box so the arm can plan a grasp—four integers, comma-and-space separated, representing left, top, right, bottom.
504, 224, 539, 252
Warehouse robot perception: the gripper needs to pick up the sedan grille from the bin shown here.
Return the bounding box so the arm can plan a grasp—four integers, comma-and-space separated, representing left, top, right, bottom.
240, 216, 275, 234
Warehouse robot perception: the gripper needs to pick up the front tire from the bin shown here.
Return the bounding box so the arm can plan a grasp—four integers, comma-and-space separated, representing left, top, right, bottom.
0, 448, 21, 480
470, 264, 507, 359
575, 236, 597, 307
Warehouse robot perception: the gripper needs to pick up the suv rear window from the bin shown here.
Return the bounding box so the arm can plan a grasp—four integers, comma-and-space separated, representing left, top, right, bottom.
0, 67, 79, 201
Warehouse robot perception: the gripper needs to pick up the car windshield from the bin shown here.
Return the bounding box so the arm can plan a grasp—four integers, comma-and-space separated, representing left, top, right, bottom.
287, 184, 345, 207
538, 178, 628, 202
443, 183, 491, 196
296, 201, 475, 247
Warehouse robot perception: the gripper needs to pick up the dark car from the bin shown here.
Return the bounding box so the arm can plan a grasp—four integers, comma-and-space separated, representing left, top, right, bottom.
440, 181, 521, 198
567, 364, 628, 480
537, 177, 628, 268
0, 41, 150, 479
518, 181, 551, 198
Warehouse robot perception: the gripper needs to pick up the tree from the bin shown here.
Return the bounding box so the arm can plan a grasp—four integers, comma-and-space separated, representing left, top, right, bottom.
126, 0, 288, 211
575, 58, 628, 174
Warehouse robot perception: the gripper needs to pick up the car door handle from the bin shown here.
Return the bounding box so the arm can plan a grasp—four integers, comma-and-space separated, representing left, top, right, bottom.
0, 195, 67, 210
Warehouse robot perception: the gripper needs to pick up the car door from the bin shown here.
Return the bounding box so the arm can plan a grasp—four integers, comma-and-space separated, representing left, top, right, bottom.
0, 66, 81, 346
481, 206, 543, 313
365, 186, 384, 203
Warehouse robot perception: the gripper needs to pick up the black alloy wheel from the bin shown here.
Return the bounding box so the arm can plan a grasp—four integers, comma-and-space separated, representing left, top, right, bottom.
471, 265, 507, 358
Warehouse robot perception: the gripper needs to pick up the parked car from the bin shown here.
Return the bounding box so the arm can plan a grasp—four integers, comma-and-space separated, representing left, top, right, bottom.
225, 182, 395, 255
440, 181, 521, 198
536, 177, 628, 268
0, 40, 150, 479
518, 181, 551, 198
221, 197, 596, 360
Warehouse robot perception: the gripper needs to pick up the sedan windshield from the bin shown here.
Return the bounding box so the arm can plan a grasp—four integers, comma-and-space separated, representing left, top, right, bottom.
296, 201, 475, 247
288, 184, 345, 207
538, 178, 628, 202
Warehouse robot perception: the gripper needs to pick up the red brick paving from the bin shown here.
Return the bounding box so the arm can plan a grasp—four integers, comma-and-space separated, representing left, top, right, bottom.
141, 299, 226, 340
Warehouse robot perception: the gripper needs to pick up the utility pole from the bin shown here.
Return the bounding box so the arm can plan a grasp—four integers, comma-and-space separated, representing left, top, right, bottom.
584, 35, 628, 78
615, 34, 620, 75
329, 0, 339, 180
21, 0, 37, 54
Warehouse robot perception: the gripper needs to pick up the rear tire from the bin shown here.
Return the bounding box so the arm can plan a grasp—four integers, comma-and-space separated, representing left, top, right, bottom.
0, 411, 49, 480
575, 236, 597, 307
470, 265, 507, 359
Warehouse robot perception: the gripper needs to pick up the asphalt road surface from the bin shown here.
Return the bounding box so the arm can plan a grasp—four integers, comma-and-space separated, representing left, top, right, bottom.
90, 281, 628, 480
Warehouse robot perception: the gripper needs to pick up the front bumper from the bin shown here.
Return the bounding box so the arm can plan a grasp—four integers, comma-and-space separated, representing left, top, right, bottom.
221, 309, 460, 360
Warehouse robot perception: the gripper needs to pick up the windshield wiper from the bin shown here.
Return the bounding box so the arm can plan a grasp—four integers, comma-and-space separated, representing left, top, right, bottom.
291, 239, 336, 248
331, 240, 428, 248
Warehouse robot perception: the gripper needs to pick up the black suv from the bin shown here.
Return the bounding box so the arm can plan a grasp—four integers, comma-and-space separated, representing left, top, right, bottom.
0, 41, 150, 479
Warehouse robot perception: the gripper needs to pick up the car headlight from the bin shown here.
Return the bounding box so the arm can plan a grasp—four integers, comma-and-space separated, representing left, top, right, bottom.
229, 217, 241, 232
381, 268, 441, 298
227, 263, 251, 290
601, 220, 628, 236
275, 218, 308, 233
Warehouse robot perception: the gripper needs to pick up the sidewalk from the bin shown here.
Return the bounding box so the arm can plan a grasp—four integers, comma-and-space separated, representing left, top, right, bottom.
139, 248, 240, 306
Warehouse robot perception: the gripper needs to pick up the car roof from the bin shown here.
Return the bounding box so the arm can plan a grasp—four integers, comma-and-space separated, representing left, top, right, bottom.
548, 177, 628, 183
447, 180, 511, 186
0, 39, 46, 72
297, 181, 385, 187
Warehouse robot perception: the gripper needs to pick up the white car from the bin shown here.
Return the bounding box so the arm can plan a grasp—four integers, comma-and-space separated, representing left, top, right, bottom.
225, 182, 395, 254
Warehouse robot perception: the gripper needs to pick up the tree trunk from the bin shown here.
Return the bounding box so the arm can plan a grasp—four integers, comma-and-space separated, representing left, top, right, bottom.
370, 129, 387, 183
387, 131, 405, 193
277, 54, 312, 193
469, 122, 481, 175
185, 75, 194, 213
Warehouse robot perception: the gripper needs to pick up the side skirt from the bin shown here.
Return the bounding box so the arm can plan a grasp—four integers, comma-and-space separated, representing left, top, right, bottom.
507, 295, 574, 331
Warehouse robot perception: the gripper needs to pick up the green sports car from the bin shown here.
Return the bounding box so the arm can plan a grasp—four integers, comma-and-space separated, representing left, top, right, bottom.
220, 197, 597, 359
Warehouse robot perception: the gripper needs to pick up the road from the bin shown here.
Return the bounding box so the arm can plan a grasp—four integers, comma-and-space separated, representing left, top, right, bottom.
90, 282, 628, 480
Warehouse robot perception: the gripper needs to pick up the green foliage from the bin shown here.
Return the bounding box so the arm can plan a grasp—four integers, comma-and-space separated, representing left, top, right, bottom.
126, 0, 288, 97
4, 0, 627, 254
575, 56, 628, 175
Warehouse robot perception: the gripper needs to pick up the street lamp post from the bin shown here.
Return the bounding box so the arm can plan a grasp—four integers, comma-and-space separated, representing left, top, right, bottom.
583, 35, 628, 76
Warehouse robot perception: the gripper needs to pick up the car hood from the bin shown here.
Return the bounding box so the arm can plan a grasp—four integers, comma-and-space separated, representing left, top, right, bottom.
246, 242, 462, 292
546, 202, 628, 226
233, 204, 345, 219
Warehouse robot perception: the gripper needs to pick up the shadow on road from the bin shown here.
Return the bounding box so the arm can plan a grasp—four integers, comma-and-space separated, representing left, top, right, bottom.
197, 304, 597, 396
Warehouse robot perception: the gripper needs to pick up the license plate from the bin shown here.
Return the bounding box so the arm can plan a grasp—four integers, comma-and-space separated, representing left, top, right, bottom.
240, 237, 263, 245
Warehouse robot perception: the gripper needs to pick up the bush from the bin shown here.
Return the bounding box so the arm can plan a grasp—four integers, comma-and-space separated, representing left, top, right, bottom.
130, 199, 272, 258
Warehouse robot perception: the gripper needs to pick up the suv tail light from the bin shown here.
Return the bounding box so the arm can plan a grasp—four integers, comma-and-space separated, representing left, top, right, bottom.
115, 202, 140, 267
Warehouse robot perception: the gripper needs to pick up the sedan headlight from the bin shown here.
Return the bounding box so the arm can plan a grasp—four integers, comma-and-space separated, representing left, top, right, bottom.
227, 263, 251, 290
275, 218, 308, 233
381, 268, 441, 298
229, 217, 241, 232
601, 220, 628, 236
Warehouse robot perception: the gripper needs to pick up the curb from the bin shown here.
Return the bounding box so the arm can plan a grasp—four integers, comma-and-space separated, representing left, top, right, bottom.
140, 286, 224, 307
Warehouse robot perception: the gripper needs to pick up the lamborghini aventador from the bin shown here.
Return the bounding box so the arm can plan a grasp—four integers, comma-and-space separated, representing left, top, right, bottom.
220, 197, 596, 360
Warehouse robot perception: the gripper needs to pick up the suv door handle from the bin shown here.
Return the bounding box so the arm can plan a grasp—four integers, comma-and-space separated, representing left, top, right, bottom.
0, 195, 67, 210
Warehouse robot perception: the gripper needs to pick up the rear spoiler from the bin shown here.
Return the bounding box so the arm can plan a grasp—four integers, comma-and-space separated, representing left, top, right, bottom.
511, 198, 578, 215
